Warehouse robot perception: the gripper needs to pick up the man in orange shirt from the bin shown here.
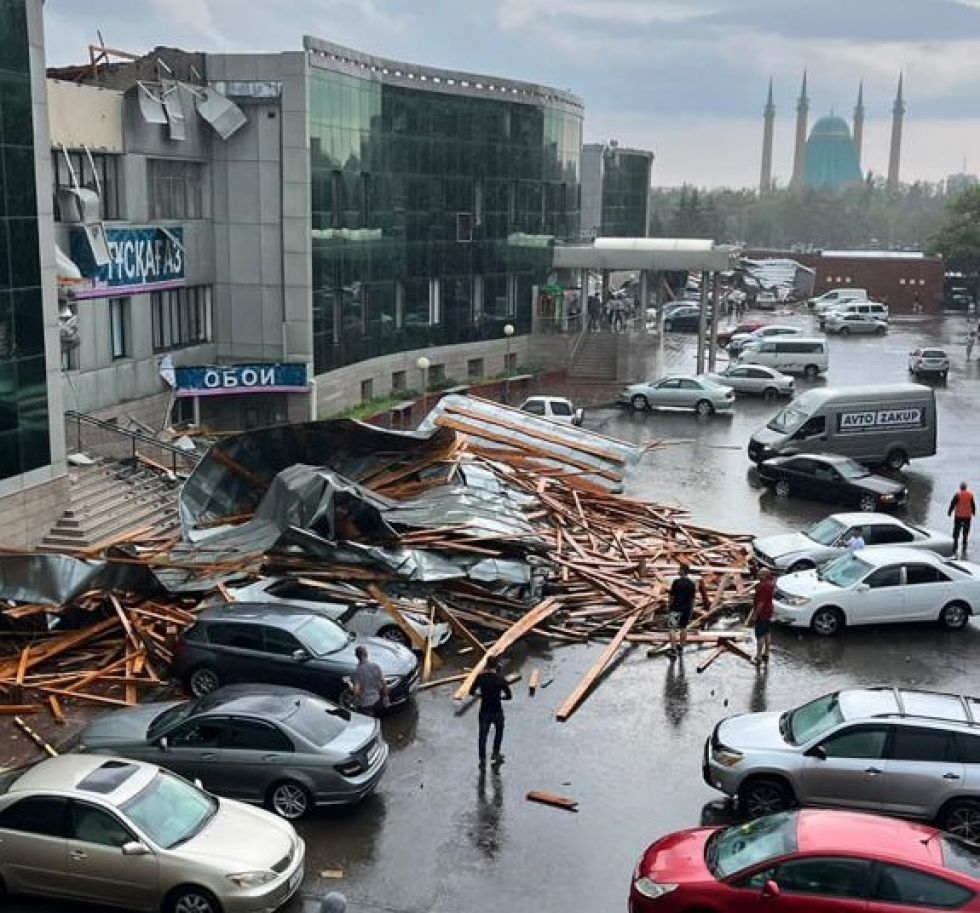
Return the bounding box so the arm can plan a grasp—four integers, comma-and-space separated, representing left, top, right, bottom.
948, 482, 977, 558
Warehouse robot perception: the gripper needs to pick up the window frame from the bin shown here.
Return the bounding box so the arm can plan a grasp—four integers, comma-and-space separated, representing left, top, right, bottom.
151, 286, 212, 352
108, 297, 130, 360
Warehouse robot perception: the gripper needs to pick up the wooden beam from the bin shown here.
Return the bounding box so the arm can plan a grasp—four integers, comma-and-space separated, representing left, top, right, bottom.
526, 790, 578, 812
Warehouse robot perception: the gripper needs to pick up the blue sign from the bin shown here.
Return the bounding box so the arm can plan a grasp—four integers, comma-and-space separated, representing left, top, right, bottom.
175, 363, 308, 398
70, 226, 185, 299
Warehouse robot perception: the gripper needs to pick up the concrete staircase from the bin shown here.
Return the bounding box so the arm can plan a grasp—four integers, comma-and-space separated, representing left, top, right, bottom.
38, 459, 181, 553
569, 332, 620, 380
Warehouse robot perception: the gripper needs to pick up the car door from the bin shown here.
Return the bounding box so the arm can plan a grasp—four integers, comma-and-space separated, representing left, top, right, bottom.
723, 367, 750, 393
651, 377, 682, 407
879, 726, 962, 819
161, 717, 231, 790
849, 564, 905, 625
729, 856, 872, 913
798, 724, 891, 809
866, 863, 974, 913
66, 799, 158, 910
902, 563, 957, 622
204, 621, 266, 683
261, 624, 324, 690
812, 462, 845, 506
678, 377, 704, 408
212, 718, 297, 803
0, 795, 71, 897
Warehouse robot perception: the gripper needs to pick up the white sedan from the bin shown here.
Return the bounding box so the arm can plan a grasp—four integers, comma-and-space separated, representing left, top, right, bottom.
773, 546, 980, 636
620, 375, 735, 416
706, 364, 794, 399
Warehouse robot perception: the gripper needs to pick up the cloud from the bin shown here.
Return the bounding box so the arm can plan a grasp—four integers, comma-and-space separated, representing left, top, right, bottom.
496, 0, 714, 30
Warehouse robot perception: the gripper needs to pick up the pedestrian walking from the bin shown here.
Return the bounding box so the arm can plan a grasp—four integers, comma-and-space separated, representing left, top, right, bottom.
845, 527, 866, 551
949, 481, 977, 558
667, 563, 697, 658
967, 329, 976, 361
470, 657, 512, 767
588, 294, 601, 332
350, 645, 388, 716
746, 567, 775, 666
913, 290, 922, 313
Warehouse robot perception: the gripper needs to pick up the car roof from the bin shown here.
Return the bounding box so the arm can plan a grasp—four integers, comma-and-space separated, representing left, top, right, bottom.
838, 687, 980, 729
796, 810, 939, 864
10, 754, 158, 806
826, 512, 907, 527
198, 602, 333, 629
840, 546, 942, 566
195, 684, 330, 721
523, 395, 573, 405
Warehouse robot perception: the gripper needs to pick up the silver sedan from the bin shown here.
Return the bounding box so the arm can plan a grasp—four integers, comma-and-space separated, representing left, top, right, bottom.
824, 312, 888, 335
620, 375, 735, 416
707, 364, 794, 399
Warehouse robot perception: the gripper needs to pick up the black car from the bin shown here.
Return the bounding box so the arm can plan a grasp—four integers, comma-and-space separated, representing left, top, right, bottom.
663, 307, 701, 332
170, 603, 419, 703
757, 453, 908, 512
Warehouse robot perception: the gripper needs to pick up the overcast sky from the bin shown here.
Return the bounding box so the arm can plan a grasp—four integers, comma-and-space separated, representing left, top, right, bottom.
43, 0, 980, 188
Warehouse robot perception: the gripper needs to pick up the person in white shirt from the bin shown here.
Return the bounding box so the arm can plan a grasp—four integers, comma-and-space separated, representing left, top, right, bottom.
846, 528, 866, 551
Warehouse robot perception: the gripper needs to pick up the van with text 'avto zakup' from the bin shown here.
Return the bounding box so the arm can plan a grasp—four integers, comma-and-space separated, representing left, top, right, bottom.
748, 384, 937, 469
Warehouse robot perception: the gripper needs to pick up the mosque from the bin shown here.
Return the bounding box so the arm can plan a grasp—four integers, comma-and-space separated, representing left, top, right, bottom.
759, 72, 906, 193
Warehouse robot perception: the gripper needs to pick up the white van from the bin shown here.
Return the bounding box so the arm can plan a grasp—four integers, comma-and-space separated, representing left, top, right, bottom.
818, 300, 889, 328
738, 336, 828, 377
810, 288, 868, 314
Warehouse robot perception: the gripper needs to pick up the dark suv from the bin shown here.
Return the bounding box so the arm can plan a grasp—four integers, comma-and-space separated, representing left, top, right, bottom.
170, 603, 419, 704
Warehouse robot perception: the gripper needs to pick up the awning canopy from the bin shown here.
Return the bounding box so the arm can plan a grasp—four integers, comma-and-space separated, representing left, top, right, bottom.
553, 237, 740, 272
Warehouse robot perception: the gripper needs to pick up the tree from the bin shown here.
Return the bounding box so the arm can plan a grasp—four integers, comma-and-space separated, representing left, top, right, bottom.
929, 186, 980, 297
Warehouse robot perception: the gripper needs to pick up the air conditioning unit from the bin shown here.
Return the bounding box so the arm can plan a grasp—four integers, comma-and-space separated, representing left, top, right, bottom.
56, 187, 100, 224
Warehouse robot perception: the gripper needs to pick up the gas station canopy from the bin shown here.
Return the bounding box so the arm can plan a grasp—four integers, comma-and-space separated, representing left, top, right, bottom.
553, 237, 741, 272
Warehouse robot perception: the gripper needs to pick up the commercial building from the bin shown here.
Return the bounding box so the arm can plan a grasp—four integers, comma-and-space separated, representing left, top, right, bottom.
0, 0, 67, 546
581, 142, 653, 238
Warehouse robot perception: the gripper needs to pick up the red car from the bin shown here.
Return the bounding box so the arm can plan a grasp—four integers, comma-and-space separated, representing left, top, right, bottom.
716, 321, 766, 347
630, 809, 980, 912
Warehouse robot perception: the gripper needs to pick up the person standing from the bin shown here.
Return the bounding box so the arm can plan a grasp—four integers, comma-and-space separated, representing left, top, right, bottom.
845, 527, 866, 551
351, 645, 388, 717
470, 657, 512, 767
949, 482, 977, 558
746, 567, 776, 666
667, 563, 697, 658
967, 329, 976, 361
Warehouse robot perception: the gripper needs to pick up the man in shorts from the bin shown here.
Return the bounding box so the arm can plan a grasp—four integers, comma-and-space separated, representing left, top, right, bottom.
747, 567, 776, 666
351, 645, 388, 716
667, 563, 697, 658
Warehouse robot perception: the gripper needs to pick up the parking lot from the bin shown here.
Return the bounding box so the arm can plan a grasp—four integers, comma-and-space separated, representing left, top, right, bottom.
11, 309, 980, 913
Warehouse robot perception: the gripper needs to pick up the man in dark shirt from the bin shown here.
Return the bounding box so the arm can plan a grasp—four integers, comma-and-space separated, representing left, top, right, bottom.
469, 657, 512, 767
667, 564, 697, 658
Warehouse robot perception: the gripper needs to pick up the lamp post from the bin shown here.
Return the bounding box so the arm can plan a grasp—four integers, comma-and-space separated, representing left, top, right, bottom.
503, 323, 515, 404
416, 356, 430, 414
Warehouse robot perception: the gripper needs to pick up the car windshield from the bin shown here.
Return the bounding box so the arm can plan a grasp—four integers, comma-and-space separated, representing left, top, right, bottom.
147, 701, 197, 741
120, 770, 217, 849
705, 811, 798, 879
297, 616, 350, 655
941, 834, 980, 877
784, 692, 843, 745
923, 350, 946, 358
768, 406, 808, 433
817, 553, 872, 587
835, 459, 870, 480
804, 517, 846, 546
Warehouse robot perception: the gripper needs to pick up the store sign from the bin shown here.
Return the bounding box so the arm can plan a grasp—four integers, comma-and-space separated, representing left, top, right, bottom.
174, 363, 308, 398
69, 226, 185, 300
837, 407, 924, 433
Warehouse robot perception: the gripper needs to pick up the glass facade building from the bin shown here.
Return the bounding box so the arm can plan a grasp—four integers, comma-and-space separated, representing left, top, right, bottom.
307, 44, 583, 374
599, 147, 653, 238
0, 0, 50, 479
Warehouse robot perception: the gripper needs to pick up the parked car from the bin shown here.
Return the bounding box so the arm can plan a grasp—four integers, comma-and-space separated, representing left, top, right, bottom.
752, 512, 956, 573
728, 325, 803, 356
757, 453, 908, 512
738, 337, 829, 377
630, 808, 980, 913
810, 287, 869, 312
824, 312, 888, 335
703, 687, 980, 838
0, 753, 305, 913
223, 577, 449, 649
519, 395, 584, 426
76, 684, 388, 819
819, 300, 890, 325
621, 375, 735, 416
170, 603, 419, 702
706, 364, 794, 399
909, 347, 951, 380
663, 306, 701, 332
773, 547, 980, 635
716, 320, 766, 347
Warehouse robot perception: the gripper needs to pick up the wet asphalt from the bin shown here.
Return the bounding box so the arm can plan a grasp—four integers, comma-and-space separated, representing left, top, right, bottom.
11, 310, 980, 913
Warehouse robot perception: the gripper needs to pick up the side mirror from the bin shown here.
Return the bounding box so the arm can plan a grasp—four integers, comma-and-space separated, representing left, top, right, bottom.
761, 879, 781, 899
805, 744, 827, 761
856, 583, 870, 593
292, 648, 310, 662
573, 408, 585, 426
122, 841, 150, 857
157, 736, 169, 753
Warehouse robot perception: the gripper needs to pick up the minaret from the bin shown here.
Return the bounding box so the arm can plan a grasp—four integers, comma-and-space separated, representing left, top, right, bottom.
887, 72, 905, 188
852, 80, 865, 170
759, 78, 775, 195
791, 69, 809, 188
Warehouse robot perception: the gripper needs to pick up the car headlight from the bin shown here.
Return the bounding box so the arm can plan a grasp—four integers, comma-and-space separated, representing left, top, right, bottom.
385, 675, 401, 686
226, 871, 277, 888
879, 493, 895, 502
634, 878, 679, 900
779, 594, 810, 607
711, 745, 744, 767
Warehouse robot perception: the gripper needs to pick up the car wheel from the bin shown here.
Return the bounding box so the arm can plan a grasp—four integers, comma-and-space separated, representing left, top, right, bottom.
941, 800, 980, 842
885, 448, 907, 471
939, 601, 971, 631
859, 493, 878, 512
804, 364, 819, 378
630, 393, 649, 411
738, 778, 793, 818
378, 624, 412, 648
695, 399, 714, 417
763, 386, 779, 401
268, 780, 312, 820
875, 325, 886, 335
166, 886, 222, 913
788, 560, 815, 574
774, 479, 791, 498
839, 327, 850, 336
811, 607, 844, 637
186, 665, 222, 698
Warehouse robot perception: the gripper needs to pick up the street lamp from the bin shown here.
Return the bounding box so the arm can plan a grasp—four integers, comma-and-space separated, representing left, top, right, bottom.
503, 323, 515, 404
416, 355, 430, 409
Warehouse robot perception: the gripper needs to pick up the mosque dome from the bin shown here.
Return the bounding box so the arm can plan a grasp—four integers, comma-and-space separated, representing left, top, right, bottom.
803, 115, 863, 188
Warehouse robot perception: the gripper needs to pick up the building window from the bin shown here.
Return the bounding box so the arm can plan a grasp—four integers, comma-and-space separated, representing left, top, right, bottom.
147, 159, 206, 219
360, 378, 373, 402
172, 397, 195, 426
467, 358, 484, 380
151, 286, 212, 351
108, 297, 130, 359
52, 149, 122, 220
429, 363, 446, 385
391, 370, 406, 393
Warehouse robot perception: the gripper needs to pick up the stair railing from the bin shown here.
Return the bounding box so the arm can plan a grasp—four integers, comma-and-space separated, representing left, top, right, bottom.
65, 410, 200, 475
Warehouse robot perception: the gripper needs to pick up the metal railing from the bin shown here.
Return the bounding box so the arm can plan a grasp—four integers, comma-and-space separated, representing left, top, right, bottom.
65, 410, 201, 474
